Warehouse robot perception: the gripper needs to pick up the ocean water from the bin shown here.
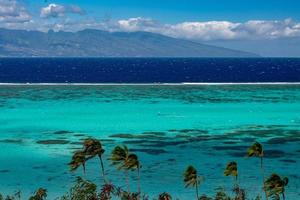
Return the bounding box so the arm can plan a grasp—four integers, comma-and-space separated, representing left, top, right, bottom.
0, 58, 300, 83
0, 85, 300, 199
0, 58, 300, 199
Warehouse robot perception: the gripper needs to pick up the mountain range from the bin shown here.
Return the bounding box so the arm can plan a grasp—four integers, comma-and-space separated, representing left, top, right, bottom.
0, 28, 258, 57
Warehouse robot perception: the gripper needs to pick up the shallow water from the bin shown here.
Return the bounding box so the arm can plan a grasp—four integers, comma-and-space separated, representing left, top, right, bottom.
0, 85, 299, 199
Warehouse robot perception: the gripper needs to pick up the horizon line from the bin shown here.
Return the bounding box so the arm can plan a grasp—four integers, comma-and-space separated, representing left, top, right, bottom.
1, 82, 300, 86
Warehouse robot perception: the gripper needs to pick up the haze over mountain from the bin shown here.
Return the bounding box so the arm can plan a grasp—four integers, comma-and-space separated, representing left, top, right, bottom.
205, 37, 300, 57
0, 28, 258, 57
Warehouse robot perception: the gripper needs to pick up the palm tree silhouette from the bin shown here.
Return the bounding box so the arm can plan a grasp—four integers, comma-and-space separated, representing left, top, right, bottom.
224, 161, 238, 192
109, 146, 141, 198
247, 142, 268, 200
83, 138, 106, 181
184, 165, 202, 200
125, 153, 141, 195
158, 192, 172, 200
29, 188, 47, 200
264, 174, 288, 200
69, 151, 87, 175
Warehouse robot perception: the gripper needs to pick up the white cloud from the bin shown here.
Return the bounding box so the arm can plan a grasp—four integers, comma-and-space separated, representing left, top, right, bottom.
118, 17, 161, 32
236, 19, 300, 39
2, 4, 300, 42
0, 0, 31, 23
168, 21, 239, 40
114, 18, 300, 41
40, 4, 85, 18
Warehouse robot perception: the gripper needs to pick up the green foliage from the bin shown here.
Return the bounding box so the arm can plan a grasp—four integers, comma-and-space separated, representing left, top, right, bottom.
158, 192, 172, 200
247, 142, 263, 158
199, 195, 213, 200
255, 196, 262, 200
264, 174, 288, 200
1, 140, 291, 200
214, 189, 232, 200
110, 145, 141, 194
69, 138, 106, 182
69, 151, 86, 173
232, 186, 246, 200
184, 166, 198, 188
224, 162, 238, 178
110, 145, 130, 170
28, 188, 47, 200
0, 191, 21, 200
60, 177, 97, 200
183, 165, 203, 199
83, 138, 105, 158
99, 183, 122, 200
83, 138, 106, 181
120, 192, 141, 200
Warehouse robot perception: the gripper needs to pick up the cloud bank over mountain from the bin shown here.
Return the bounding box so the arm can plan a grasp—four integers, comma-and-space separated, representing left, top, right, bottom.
40, 4, 85, 18
1, 1, 300, 56
0, 1, 300, 41
115, 17, 300, 41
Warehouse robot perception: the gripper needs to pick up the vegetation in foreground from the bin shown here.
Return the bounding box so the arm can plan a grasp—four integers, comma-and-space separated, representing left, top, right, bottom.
0, 139, 289, 200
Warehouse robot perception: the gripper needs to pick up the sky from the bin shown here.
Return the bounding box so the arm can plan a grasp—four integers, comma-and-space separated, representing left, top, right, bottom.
1, 0, 300, 42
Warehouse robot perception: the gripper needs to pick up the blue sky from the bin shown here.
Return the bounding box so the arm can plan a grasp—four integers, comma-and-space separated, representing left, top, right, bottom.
1, 0, 300, 43
25, 0, 300, 23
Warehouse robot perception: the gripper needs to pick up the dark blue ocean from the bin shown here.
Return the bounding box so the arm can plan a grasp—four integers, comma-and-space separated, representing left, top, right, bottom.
0, 58, 300, 83
1, 58, 300, 199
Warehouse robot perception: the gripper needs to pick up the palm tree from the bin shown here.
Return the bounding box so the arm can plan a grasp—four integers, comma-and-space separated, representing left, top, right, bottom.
125, 153, 141, 195
224, 161, 238, 179
184, 165, 201, 200
224, 161, 246, 200
110, 146, 141, 198
247, 142, 268, 200
224, 161, 238, 189
109, 145, 131, 193
100, 183, 119, 200
83, 138, 106, 181
69, 151, 87, 174
264, 174, 288, 200
247, 142, 264, 167
158, 192, 172, 200
29, 188, 47, 200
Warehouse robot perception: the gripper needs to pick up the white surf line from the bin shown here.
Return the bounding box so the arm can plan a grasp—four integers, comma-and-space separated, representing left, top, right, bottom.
1, 82, 300, 86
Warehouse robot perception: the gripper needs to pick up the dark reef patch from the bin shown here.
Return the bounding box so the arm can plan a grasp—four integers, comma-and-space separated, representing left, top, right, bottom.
280, 159, 297, 163
136, 140, 189, 147
109, 133, 167, 140
0, 139, 23, 144
36, 139, 70, 145
123, 140, 149, 145
53, 130, 73, 135
230, 149, 286, 158
101, 139, 116, 142
32, 165, 47, 170
240, 137, 257, 143
130, 148, 167, 155
266, 137, 300, 144
228, 152, 248, 158
223, 141, 238, 144
70, 142, 83, 145
73, 134, 86, 137
212, 145, 249, 151
264, 150, 286, 158
142, 131, 166, 136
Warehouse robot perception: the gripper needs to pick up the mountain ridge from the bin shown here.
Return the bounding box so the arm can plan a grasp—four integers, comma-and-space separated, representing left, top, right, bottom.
0, 28, 259, 57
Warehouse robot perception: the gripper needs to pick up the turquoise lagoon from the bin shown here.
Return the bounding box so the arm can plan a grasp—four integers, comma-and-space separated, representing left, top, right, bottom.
0, 85, 299, 199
